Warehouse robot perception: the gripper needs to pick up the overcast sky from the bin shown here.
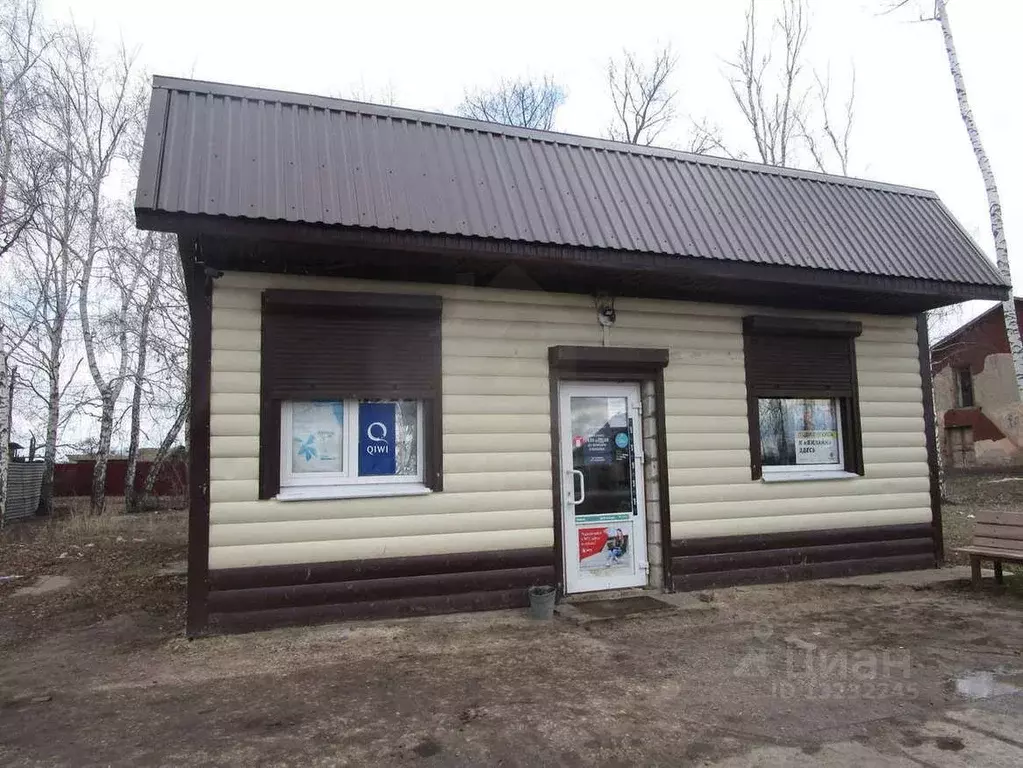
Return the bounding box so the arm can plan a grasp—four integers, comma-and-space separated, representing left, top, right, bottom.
61, 0, 1021, 330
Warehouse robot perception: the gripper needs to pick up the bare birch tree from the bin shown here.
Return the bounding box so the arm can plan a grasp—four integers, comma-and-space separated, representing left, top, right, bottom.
7, 219, 83, 514
727, 0, 809, 166
457, 76, 566, 130
8, 71, 88, 513
41, 26, 146, 514
0, 0, 46, 257
122, 230, 166, 514
798, 68, 855, 175
932, 0, 1023, 395
606, 45, 678, 146
0, 0, 49, 524
704, 0, 855, 173
136, 241, 189, 509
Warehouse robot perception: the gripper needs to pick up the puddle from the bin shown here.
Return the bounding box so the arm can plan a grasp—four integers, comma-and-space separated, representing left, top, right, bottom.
948, 668, 1023, 699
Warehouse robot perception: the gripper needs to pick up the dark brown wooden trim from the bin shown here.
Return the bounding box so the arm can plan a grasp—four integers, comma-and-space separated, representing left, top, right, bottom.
743, 331, 763, 481
671, 523, 935, 590
137, 213, 1009, 308
742, 315, 863, 337
263, 288, 441, 315
547, 347, 673, 596
548, 345, 670, 371
257, 288, 280, 499
671, 523, 934, 555
182, 239, 213, 637
211, 589, 530, 634
258, 399, 280, 501
846, 336, 865, 475
674, 554, 934, 591
209, 565, 554, 613
209, 547, 554, 590
676, 539, 933, 575
424, 397, 443, 492
918, 313, 943, 563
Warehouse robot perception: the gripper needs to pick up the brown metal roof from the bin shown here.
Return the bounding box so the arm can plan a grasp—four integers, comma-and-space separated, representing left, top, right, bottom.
136, 76, 1006, 293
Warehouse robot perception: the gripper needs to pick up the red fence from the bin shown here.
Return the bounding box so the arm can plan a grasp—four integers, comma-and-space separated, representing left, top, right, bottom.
53, 459, 187, 497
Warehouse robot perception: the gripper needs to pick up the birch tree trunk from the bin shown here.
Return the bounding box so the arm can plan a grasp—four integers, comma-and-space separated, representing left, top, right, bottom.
37, 356, 59, 512
124, 241, 164, 514
936, 0, 1023, 396
139, 400, 188, 509
0, 325, 11, 528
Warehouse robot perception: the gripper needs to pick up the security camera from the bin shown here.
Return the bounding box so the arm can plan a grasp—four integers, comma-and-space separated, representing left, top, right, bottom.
595, 294, 616, 327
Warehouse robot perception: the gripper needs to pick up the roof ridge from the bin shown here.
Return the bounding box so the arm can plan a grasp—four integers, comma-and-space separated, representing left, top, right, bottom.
151, 74, 939, 200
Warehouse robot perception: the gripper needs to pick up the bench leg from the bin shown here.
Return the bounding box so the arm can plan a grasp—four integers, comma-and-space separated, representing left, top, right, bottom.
971, 556, 982, 590
994, 561, 1004, 585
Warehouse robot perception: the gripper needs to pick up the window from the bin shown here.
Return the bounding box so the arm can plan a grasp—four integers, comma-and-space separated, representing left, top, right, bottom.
955, 368, 975, 408
259, 290, 442, 500
281, 399, 423, 493
758, 398, 843, 472
743, 315, 864, 481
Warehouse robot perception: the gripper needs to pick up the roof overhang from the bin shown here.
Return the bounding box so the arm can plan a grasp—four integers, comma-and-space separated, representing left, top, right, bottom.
151, 212, 1008, 314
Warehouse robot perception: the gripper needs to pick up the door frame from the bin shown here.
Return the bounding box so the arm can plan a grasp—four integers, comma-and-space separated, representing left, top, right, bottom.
558, 380, 648, 593
547, 346, 672, 596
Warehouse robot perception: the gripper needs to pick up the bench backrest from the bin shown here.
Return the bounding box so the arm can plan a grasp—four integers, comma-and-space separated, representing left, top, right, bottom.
971, 510, 1023, 553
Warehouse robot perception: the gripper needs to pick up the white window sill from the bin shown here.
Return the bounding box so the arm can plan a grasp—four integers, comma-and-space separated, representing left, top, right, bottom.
761, 470, 859, 483
275, 484, 432, 502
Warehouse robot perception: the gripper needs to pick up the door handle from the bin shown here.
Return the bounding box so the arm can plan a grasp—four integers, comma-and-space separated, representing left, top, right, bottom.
571, 469, 586, 505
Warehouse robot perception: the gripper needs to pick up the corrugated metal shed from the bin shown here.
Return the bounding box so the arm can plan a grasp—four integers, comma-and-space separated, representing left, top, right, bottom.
4, 463, 44, 523
136, 76, 1005, 291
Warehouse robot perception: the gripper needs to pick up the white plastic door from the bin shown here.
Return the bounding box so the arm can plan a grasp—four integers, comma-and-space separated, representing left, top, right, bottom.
559, 382, 647, 594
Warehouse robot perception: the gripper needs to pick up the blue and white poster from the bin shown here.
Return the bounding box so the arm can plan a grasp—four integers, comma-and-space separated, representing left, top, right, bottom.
359, 402, 397, 476
291, 401, 344, 473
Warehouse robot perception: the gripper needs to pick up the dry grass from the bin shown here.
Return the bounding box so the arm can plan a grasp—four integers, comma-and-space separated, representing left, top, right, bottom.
0, 502, 187, 646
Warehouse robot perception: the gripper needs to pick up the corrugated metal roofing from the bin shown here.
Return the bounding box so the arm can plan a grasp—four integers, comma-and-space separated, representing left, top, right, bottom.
136, 76, 1006, 290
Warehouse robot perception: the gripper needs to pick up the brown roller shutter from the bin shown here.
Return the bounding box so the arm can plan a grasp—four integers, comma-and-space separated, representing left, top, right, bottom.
263, 311, 440, 400
744, 334, 855, 398
259, 290, 442, 498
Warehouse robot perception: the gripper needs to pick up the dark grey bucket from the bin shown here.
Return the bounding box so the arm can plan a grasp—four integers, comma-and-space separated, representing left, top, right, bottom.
527, 585, 556, 620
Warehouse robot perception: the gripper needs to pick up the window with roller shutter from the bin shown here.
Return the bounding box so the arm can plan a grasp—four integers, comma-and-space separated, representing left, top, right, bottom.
258, 289, 442, 500
742, 315, 864, 481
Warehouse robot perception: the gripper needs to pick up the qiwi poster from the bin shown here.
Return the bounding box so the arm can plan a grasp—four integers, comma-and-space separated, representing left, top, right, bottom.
578, 524, 632, 572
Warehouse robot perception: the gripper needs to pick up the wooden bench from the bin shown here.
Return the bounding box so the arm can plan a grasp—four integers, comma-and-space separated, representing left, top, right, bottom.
958, 510, 1023, 588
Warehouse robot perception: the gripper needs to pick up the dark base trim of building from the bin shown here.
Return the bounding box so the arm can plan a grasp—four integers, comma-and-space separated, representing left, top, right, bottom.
206, 547, 554, 634
671, 523, 936, 590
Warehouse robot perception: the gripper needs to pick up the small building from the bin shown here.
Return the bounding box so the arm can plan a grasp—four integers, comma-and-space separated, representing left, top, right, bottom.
931, 300, 1023, 468
134, 77, 1007, 635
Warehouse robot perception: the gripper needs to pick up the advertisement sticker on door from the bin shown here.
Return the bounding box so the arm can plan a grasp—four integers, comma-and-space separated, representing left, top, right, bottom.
578, 524, 633, 572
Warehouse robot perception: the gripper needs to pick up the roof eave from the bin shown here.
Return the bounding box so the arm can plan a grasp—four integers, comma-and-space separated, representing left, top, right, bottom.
135, 208, 1009, 308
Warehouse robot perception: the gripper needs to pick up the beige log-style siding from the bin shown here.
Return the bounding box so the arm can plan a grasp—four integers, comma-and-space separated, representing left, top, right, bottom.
207, 271, 929, 570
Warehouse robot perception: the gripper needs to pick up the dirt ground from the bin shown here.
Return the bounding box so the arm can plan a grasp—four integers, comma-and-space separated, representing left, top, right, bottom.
1, 482, 1022, 766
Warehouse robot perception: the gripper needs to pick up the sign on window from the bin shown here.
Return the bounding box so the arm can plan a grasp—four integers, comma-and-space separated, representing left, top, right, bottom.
795, 429, 839, 465
358, 401, 397, 476
578, 525, 632, 572
291, 402, 344, 473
